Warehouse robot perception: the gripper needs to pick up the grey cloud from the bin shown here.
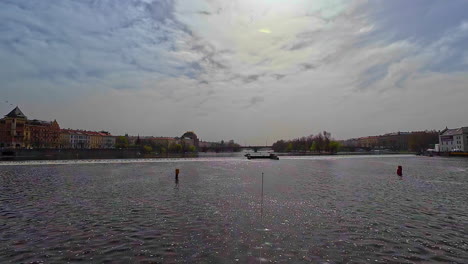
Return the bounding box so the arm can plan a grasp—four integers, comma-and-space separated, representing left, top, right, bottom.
360, 0, 468, 76
357, 63, 390, 90
286, 30, 322, 51
247, 96, 265, 108
353, 14, 468, 92
189, 41, 230, 71
368, 0, 468, 44
0, 0, 201, 95
243, 75, 261, 83
272, 74, 286, 80
300, 63, 316, 71
197, 11, 212, 15
145, 0, 176, 23
288, 41, 312, 51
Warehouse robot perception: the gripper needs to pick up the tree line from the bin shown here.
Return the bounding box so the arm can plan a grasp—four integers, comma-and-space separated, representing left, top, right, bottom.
115, 136, 196, 154
272, 131, 341, 153
115, 136, 242, 154
199, 140, 242, 152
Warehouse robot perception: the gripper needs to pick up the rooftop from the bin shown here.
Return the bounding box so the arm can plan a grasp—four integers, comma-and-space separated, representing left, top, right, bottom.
5, 106, 27, 119
61, 129, 113, 136
441, 127, 468, 136
27, 119, 52, 126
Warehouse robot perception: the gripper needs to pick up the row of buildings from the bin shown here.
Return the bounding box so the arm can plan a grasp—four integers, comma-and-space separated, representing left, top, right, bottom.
341, 131, 439, 151
0, 107, 116, 149
342, 127, 468, 153
0, 106, 221, 151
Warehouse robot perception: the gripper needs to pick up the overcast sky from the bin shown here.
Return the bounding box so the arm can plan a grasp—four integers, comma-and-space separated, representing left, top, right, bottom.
1, 0, 468, 144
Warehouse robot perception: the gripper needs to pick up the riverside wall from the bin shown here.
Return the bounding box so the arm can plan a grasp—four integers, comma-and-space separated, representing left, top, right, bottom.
0, 148, 201, 161
0, 148, 143, 160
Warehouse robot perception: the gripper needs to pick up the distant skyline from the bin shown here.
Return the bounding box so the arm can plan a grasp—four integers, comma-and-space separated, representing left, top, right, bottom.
1, 0, 468, 144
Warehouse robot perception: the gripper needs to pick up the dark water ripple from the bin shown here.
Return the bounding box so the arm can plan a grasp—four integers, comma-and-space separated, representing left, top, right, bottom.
1, 156, 467, 263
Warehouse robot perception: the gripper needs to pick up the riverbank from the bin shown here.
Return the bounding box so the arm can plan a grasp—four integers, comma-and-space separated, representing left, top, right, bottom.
0, 148, 200, 161
275, 151, 416, 156
448, 152, 468, 157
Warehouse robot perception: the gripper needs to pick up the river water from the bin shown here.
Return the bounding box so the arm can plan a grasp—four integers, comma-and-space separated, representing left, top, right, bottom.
0, 155, 467, 263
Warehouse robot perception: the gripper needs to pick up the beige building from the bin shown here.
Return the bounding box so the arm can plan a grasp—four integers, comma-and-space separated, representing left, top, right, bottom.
359, 136, 379, 148
60, 129, 90, 149
60, 129, 115, 149
102, 133, 116, 149
88, 131, 104, 149
60, 130, 71, 149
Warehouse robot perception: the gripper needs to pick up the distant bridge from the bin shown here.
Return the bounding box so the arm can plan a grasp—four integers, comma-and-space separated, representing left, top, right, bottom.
198, 145, 273, 153
239, 145, 273, 152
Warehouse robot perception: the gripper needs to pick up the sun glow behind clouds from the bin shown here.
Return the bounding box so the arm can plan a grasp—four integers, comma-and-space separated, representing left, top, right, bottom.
259, 28, 272, 34
176, 0, 348, 71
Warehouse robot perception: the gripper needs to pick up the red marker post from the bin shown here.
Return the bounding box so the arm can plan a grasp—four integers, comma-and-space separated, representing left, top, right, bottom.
397, 166, 403, 176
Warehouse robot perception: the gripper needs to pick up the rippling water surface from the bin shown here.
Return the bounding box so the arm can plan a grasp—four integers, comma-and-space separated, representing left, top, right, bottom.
1, 155, 467, 263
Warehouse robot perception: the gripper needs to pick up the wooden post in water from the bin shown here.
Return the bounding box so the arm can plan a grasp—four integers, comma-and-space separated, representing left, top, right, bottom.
259, 172, 265, 264
261, 172, 264, 219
